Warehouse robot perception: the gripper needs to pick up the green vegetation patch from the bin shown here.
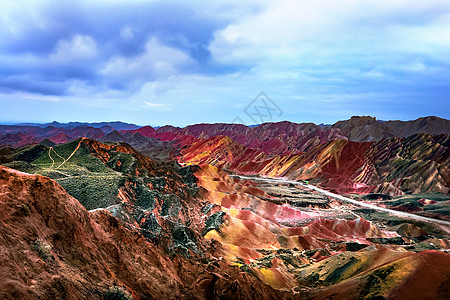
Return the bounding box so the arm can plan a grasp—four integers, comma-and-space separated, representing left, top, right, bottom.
3, 161, 37, 173
359, 264, 396, 300
324, 256, 359, 284
0, 144, 47, 164
21, 204, 31, 216
103, 286, 133, 300
106, 151, 142, 175
55, 174, 121, 210
33, 239, 53, 262
32, 139, 113, 174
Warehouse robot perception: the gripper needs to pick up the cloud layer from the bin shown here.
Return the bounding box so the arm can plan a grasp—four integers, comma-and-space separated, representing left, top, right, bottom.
1, 0, 449, 125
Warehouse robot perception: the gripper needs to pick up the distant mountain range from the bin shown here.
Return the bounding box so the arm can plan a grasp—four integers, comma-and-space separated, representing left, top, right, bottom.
9, 116, 450, 139
15, 121, 141, 131
0, 116, 448, 149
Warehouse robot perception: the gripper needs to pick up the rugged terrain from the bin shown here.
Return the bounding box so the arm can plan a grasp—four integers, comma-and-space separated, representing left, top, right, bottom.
197, 165, 450, 298
0, 116, 449, 299
0, 139, 296, 299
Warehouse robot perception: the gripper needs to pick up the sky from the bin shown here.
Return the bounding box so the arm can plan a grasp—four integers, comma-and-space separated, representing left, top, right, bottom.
1, 0, 449, 126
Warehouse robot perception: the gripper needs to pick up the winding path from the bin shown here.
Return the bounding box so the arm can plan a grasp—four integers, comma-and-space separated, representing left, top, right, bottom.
55, 138, 86, 169
233, 174, 450, 228
48, 147, 55, 169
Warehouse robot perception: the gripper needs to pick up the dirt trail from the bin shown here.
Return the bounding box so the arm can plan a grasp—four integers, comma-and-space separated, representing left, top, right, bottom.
55, 138, 86, 169
56, 174, 120, 181
48, 147, 55, 169
233, 174, 450, 229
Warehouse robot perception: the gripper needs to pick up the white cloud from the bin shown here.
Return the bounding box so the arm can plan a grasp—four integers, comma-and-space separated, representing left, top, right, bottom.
142, 101, 172, 111
51, 35, 98, 61
209, 0, 450, 66
100, 37, 194, 81
143, 102, 168, 107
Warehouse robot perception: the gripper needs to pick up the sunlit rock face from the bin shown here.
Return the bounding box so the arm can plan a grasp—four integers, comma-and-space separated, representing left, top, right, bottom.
193, 165, 450, 298
179, 133, 450, 197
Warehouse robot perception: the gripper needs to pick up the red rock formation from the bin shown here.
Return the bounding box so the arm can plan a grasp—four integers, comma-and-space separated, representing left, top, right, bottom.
194, 165, 450, 297
0, 165, 293, 299
180, 133, 450, 196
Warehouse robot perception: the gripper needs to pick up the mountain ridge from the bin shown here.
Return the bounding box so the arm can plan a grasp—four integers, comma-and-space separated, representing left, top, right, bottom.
1, 134, 449, 299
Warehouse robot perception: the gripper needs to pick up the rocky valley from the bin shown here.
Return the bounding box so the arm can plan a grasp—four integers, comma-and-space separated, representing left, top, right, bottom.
0, 116, 449, 299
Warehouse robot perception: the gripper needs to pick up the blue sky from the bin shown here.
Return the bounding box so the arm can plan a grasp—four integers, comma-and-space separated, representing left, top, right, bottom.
1, 0, 449, 126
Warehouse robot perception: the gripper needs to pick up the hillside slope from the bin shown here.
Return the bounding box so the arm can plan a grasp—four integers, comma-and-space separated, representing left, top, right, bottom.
0, 165, 292, 299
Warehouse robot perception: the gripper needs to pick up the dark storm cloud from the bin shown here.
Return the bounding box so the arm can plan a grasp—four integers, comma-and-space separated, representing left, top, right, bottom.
1, 0, 449, 125
0, 1, 227, 95
0, 76, 68, 95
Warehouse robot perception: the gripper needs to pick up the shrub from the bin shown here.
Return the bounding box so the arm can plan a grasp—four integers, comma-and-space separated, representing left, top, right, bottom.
103, 285, 133, 300
33, 239, 53, 261
21, 203, 31, 216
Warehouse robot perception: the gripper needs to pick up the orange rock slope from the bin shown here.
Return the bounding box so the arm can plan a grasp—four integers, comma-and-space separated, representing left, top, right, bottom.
180, 133, 450, 196
195, 164, 450, 298
0, 165, 294, 299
